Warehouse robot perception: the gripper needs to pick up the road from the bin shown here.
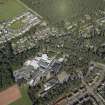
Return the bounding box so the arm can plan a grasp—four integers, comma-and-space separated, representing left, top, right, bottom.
78, 70, 105, 105
53, 62, 105, 105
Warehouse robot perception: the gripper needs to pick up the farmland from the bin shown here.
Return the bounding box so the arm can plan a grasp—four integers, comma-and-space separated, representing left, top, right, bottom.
0, 0, 27, 20
21, 0, 105, 25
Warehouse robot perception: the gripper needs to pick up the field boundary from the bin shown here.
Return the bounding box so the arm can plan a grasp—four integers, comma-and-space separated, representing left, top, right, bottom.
16, 0, 43, 19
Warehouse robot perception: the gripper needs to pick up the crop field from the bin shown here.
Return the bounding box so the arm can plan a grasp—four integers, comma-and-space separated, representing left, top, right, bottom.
0, 0, 27, 20
21, 0, 105, 25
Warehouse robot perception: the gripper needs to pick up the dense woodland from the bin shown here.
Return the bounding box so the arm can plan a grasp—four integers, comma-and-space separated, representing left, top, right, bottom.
0, 26, 42, 90
0, 42, 14, 89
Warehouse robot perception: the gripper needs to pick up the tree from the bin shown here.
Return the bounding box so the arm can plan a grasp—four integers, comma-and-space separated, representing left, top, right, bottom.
0, 42, 14, 89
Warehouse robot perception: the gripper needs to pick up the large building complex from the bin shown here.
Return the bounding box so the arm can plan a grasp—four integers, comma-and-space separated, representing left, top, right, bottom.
13, 54, 63, 86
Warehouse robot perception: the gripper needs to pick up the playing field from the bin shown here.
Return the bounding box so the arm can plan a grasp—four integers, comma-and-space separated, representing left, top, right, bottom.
21, 0, 105, 24
0, 85, 21, 105
10, 85, 32, 105
0, 0, 27, 20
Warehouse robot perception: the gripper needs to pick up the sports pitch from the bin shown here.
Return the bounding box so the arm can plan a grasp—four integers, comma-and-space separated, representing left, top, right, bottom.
0, 0, 27, 20
0, 85, 21, 105
10, 85, 32, 105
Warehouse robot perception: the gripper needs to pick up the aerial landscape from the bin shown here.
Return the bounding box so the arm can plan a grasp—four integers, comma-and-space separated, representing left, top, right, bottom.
1, 0, 105, 105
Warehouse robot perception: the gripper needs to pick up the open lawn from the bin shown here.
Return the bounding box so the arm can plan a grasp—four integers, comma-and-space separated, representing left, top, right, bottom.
0, 0, 27, 20
10, 85, 32, 105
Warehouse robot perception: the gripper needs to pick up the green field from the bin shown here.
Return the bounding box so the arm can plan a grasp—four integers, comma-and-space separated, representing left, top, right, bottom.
9, 17, 25, 30
0, 0, 27, 20
21, 0, 105, 25
10, 85, 32, 105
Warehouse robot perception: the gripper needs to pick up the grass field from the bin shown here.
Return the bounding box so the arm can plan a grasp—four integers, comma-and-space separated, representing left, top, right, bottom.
10, 85, 32, 105
9, 17, 25, 30
21, 0, 105, 25
0, 0, 27, 20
